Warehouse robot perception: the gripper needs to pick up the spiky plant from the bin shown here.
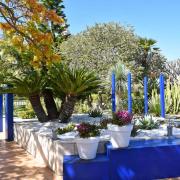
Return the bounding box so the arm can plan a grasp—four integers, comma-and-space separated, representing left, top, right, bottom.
49, 64, 102, 123
110, 63, 127, 110
132, 37, 160, 83
1, 71, 48, 122
149, 89, 161, 116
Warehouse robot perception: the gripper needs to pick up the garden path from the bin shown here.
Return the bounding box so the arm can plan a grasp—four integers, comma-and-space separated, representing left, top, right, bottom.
0, 140, 62, 180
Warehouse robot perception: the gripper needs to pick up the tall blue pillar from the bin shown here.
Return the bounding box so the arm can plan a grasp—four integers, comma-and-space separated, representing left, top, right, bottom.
144, 76, 148, 115
0, 95, 3, 132
128, 73, 132, 113
112, 72, 116, 112
160, 74, 165, 118
5, 93, 14, 141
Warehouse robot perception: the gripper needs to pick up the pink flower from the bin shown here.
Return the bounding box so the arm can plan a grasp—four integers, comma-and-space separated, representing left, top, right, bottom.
115, 110, 133, 124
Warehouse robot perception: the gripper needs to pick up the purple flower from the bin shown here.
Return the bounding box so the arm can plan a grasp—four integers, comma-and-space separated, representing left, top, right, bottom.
76, 123, 100, 138
115, 110, 133, 124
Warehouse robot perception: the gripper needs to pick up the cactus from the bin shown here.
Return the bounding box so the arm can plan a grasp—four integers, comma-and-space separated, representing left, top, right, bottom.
150, 78, 180, 115
165, 79, 172, 113
172, 82, 180, 114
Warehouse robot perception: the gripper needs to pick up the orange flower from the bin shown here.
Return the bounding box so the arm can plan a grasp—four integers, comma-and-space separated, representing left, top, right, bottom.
0, 0, 63, 68
0, 23, 11, 30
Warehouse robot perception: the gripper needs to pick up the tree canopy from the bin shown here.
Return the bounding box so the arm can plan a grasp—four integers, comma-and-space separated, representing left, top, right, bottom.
60, 22, 139, 78
60, 22, 167, 81
0, 0, 65, 68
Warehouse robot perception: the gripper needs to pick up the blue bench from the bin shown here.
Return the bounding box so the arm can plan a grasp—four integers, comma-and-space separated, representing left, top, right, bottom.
64, 138, 180, 180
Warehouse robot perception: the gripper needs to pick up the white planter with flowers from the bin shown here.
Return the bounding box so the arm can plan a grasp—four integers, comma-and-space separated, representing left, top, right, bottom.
107, 110, 133, 148
75, 123, 100, 160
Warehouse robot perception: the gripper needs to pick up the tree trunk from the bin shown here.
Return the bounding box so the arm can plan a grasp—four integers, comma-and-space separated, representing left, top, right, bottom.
29, 94, 48, 123
87, 95, 93, 108
59, 96, 77, 123
43, 89, 58, 120
58, 97, 65, 115
98, 93, 104, 109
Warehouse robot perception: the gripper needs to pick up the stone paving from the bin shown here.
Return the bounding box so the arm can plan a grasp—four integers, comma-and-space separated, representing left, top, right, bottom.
0, 140, 62, 180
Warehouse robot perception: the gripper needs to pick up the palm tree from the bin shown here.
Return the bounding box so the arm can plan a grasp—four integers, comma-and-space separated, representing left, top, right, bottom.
138, 38, 159, 77
49, 64, 101, 123
1, 71, 48, 122
0, 44, 59, 121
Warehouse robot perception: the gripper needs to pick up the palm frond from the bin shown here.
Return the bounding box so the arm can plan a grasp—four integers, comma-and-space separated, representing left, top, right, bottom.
49, 63, 101, 99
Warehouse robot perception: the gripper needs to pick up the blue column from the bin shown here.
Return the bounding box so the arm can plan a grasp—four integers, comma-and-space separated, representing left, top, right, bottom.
160, 74, 165, 118
5, 93, 14, 141
128, 73, 132, 113
0, 95, 3, 132
112, 72, 116, 112
144, 76, 148, 115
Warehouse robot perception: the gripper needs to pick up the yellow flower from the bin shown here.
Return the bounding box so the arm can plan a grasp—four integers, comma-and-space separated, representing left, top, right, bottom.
11, 35, 23, 46
33, 55, 40, 62
52, 54, 61, 62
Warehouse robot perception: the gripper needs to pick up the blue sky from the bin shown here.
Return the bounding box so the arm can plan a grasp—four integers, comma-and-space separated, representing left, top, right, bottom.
64, 0, 180, 61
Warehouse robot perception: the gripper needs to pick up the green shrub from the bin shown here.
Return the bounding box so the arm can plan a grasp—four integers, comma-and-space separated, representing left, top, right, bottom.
131, 85, 144, 114
88, 109, 103, 118
18, 110, 36, 119
15, 102, 36, 119
132, 98, 144, 114
74, 101, 90, 113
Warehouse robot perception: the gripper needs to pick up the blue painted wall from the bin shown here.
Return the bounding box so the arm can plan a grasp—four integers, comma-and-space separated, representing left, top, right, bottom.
64, 139, 180, 180
0, 95, 3, 132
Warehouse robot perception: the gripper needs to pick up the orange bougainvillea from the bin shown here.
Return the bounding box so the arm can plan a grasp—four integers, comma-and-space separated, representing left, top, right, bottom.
0, 0, 64, 68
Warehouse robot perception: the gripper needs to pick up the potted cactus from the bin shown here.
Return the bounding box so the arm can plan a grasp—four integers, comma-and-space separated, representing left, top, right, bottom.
75, 123, 100, 160
107, 110, 133, 148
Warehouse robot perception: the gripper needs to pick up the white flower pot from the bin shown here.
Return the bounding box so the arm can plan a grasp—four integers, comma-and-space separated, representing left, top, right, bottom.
107, 124, 133, 148
75, 137, 100, 159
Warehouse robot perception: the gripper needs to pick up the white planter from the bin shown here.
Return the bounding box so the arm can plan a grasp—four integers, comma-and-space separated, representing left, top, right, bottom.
75, 137, 100, 159
100, 129, 110, 136
107, 124, 133, 148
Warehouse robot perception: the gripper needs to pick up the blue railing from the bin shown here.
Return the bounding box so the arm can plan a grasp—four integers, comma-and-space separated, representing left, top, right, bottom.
112, 73, 165, 117
0, 93, 14, 141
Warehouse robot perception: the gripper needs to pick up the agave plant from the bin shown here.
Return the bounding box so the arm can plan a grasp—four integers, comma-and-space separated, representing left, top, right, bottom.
49, 64, 102, 123
137, 115, 160, 130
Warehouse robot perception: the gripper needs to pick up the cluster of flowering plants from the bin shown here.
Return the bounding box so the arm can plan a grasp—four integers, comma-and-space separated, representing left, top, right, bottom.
112, 110, 133, 126
56, 123, 76, 135
77, 123, 100, 138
